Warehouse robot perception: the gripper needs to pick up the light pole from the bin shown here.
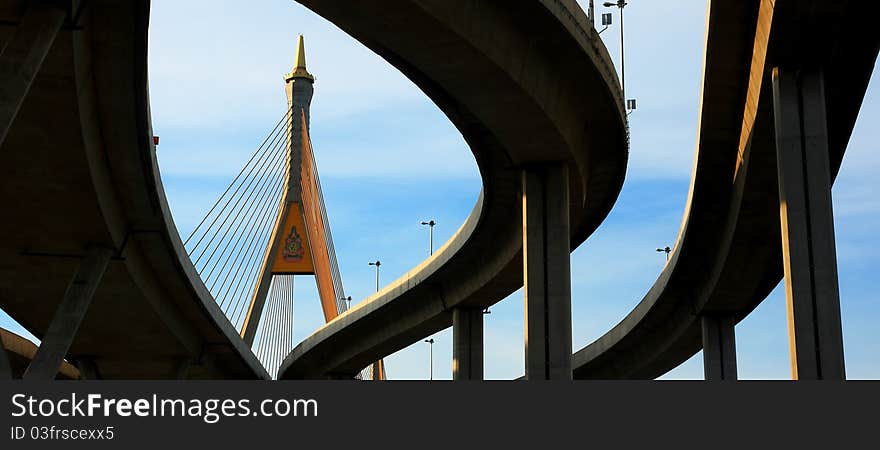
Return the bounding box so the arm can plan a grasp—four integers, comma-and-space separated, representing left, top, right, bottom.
366, 262, 382, 382
341, 296, 352, 310
424, 338, 434, 380
656, 246, 671, 261
368, 260, 381, 292
603, 1, 634, 112
420, 220, 436, 255
589, 0, 596, 28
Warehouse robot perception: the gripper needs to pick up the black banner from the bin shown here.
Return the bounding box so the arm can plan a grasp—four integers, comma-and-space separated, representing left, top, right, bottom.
1, 381, 875, 448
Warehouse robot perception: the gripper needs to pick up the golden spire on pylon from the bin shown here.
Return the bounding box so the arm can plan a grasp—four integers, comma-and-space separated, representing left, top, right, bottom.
285, 34, 315, 82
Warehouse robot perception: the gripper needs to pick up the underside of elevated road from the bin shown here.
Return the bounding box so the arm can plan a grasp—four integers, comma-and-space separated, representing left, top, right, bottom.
280, 0, 628, 379
572, 0, 880, 379
1, 328, 79, 379
280, 0, 878, 381
0, 0, 268, 379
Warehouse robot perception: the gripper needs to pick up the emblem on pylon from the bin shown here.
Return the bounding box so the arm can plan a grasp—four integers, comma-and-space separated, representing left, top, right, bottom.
282, 226, 305, 262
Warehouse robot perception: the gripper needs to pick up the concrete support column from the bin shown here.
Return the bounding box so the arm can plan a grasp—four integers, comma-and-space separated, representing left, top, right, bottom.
74, 358, 100, 380
371, 360, 383, 381
772, 67, 845, 380
522, 164, 572, 380
0, 3, 66, 148
0, 334, 12, 379
452, 307, 483, 380
701, 315, 737, 380
173, 358, 191, 380
24, 247, 112, 380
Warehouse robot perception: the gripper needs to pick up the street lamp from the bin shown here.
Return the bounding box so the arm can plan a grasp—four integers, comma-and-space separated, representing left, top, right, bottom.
424, 338, 435, 380
656, 246, 671, 260
368, 260, 381, 292
341, 296, 352, 310
420, 220, 436, 255
589, 0, 596, 28
603, 1, 636, 113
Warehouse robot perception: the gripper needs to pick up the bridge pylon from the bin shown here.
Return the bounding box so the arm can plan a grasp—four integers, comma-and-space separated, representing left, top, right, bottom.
238, 36, 384, 380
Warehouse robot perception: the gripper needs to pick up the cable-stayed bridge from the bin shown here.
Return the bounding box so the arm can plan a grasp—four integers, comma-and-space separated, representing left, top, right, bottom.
182, 36, 381, 379
0, 0, 876, 382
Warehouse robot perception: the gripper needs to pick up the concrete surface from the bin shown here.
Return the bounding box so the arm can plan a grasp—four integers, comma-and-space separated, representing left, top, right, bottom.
279, 0, 628, 379
0, 0, 269, 379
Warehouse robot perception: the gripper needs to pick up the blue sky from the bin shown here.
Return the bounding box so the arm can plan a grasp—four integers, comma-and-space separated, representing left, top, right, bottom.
2, 0, 876, 380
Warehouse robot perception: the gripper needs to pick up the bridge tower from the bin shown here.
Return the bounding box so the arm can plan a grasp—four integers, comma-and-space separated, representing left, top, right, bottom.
238, 36, 384, 379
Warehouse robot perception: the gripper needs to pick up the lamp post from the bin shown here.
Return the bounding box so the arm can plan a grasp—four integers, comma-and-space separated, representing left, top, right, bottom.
424, 338, 435, 380
603, 1, 636, 113
589, 0, 596, 27
420, 220, 436, 255
341, 296, 352, 310
656, 246, 671, 261
367, 262, 382, 381
368, 260, 381, 292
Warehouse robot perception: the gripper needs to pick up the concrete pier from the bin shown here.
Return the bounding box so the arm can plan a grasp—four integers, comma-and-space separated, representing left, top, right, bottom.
701, 315, 737, 380
0, 335, 11, 379
452, 307, 484, 380
24, 247, 112, 380
772, 67, 845, 380
523, 164, 572, 380
75, 358, 101, 380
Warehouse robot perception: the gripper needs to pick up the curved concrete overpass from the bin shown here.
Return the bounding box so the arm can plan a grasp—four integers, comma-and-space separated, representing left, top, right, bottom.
279, 0, 628, 378
573, 0, 879, 379
0, 0, 268, 379
1, 328, 79, 379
